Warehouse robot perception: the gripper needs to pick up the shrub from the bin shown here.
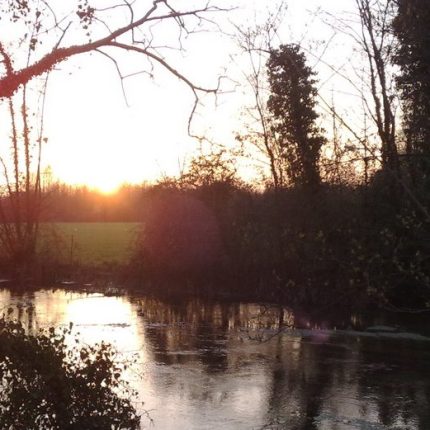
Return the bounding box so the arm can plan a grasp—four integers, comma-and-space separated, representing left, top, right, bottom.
0, 316, 140, 430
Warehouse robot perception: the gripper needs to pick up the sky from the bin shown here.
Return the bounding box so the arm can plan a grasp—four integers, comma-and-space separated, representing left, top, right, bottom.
2, 0, 363, 193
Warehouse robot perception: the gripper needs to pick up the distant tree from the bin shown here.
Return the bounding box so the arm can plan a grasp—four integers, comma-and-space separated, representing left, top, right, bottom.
181, 149, 240, 189
393, 0, 430, 183
266, 44, 325, 190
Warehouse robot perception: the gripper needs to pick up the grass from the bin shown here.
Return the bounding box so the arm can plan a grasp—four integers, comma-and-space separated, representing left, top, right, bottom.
39, 223, 140, 265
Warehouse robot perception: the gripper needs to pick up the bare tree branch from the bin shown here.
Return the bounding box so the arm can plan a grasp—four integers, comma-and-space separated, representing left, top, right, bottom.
0, 2, 228, 99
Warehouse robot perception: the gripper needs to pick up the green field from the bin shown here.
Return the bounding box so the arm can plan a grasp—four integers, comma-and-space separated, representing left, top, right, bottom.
39, 223, 141, 265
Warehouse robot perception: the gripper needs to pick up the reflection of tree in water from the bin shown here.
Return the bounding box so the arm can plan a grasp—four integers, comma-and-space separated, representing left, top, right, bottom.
141, 298, 194, 366
135, 297, 430, 429
8, 291, 36, 332
137, 298, 240, 371
265, 335, 430, 429
264, 335, 350, 430
194, 307, 229, 373
356, 338, 430, 429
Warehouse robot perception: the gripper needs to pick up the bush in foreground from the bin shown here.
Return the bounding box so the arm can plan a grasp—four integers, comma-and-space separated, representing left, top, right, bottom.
0, 316, 140, 430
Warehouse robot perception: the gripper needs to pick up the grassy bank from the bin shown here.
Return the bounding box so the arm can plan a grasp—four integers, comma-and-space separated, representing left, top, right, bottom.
38, 223, 140, 266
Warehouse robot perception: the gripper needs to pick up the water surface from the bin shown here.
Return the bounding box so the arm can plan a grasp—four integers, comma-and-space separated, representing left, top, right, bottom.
1, 289, 429, 430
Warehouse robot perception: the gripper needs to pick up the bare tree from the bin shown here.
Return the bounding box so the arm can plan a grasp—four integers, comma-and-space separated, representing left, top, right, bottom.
320, 0, 399, 175
355, 0, 399, 175
0, 0, 228, 267
310, 0, 430, 218
0, 86, 44, 265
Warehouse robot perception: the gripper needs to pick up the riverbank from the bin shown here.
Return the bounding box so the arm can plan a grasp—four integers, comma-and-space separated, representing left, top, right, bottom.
1, 183, 429, 312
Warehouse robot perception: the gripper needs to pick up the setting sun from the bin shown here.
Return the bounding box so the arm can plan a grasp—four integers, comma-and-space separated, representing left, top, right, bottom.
1, 1, 429, 429
42, 55, 202, 190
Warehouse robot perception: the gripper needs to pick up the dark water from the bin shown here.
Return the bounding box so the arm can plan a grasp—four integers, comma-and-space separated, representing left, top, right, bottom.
1, 289, 430, 430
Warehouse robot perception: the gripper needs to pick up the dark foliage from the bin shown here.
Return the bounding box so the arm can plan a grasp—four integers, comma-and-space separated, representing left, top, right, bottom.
393, 0, 430, 186
0, 317, 140, 430
128, 181, 430, 309
267, 44, 325, 190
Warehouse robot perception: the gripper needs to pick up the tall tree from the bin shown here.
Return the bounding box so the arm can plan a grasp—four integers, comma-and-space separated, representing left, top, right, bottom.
356, 0, 400, 176
267, 44, 325, 190
393, 0, 430, 183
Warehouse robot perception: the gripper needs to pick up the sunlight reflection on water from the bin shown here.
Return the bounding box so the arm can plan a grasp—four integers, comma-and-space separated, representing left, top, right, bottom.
0, 289, 429, 430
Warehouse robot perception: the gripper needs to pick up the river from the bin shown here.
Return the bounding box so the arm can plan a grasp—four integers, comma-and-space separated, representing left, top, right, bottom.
1, 288, 429, 430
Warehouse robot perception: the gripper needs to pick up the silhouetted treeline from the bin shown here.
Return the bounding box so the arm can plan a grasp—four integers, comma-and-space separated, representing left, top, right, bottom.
1, 170, 429, 308
38, 184, 146, 222
120, 174, 429, 309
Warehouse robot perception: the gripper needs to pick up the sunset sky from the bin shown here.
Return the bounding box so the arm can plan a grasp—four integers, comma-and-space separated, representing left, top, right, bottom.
16, 0, 359, 193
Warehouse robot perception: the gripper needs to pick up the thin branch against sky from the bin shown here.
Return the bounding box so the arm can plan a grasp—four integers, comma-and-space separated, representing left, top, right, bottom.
0, 0, 385, 190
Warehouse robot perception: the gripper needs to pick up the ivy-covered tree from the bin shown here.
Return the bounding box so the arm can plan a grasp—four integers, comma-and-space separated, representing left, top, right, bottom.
267, 44, 325, 190
393, 0, 430, 183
